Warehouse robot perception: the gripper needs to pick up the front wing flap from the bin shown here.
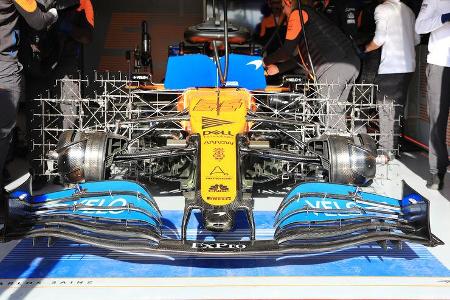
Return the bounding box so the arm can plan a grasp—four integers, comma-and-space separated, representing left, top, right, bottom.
2, 179, 443, 256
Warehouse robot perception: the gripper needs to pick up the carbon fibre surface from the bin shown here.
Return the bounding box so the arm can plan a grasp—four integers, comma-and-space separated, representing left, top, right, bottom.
0, 211, 448, 279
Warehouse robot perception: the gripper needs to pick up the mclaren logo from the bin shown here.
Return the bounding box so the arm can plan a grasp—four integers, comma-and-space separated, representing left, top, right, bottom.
191, 242, 247, 250
202, 117, 234, 129
246, 60, 263, 70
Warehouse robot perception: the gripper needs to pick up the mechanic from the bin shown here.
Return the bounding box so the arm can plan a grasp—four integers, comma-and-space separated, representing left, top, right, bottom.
356, 0, 380, 84
322, 0, 360, 41
0, 0, 57, 190
256, 0, 287, 56
364, 0, 419, 157
415, 0, 450, 190
263, 0, 360, 132
19, 0, 93, 189
54, 0, 94, 129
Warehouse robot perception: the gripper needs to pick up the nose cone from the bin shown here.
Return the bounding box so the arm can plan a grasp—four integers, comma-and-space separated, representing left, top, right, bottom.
203, 210, 234, 232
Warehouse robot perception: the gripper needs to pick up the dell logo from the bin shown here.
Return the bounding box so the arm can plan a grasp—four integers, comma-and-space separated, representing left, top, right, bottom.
203, 130, 233, 136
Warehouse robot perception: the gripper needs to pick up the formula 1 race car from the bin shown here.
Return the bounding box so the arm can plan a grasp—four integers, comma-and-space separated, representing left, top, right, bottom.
2, 1, 442, 256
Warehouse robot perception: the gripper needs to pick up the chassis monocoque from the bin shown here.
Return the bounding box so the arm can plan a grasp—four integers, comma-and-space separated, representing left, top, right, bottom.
2, 7, 443, 256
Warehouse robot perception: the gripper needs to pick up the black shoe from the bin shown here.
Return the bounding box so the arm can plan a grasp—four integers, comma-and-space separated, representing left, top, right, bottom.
426, 173, 444, 190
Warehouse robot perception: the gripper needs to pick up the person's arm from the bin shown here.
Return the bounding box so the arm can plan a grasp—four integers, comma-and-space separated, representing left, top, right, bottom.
259, 17, 268, 38
61, 0, 94, 44
415, 0, 445, 34
365, 5, 385, 52
75, 0, 94, 43
263, 10, 308, 65
264, 38, 298, 64
414, 29, 421, 46
277, 57, 300, 73
365, 40, 381, 52
13, 0, 57, 31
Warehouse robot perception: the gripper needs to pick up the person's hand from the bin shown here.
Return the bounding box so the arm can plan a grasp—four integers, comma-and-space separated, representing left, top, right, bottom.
48, 8, 58, 24
356, 45, 368, 60
265, 64, 280, 76
442, 13, 450, 23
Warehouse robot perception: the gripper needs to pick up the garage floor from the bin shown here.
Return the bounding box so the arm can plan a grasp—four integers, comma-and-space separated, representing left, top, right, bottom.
0, 151, 449, 300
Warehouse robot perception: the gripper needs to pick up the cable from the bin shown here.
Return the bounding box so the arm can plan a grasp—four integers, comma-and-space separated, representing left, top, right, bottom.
262, 11, 286, 54
296, 0, 317, 82
212, 0, 229, 86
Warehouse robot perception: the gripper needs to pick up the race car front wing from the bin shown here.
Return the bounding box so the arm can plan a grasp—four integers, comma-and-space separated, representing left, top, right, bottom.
2, 175, 443, 256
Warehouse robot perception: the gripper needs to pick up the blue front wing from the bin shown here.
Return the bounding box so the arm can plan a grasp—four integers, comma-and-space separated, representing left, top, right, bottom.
4, 180, 441, 255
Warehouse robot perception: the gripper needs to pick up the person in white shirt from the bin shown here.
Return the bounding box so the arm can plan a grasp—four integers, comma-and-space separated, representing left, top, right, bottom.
416, 0, 450, 190
364, 0, 420, 156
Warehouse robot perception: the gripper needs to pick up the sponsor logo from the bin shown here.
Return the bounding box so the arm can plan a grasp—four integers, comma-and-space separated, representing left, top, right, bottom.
208, 184, 229, 193
202, 117, 234, 129
302, 199, 399, 217
246, 60, 263, 70
284, 76, 303, 83
225, 81, 239, 87
131, 74, 151, 81
204, 140, 233, 145
193, 99, 216, 111
207, 196, 232, 201
213, 148, 225, 160
191, 242, 247, 250
209, 166, 228, 176
50, 198, 128, 215
203, 130, 233, 137
193, 99, 243, 112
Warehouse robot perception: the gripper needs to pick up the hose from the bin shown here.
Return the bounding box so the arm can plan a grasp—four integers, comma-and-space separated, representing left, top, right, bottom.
213, 0, 229, 86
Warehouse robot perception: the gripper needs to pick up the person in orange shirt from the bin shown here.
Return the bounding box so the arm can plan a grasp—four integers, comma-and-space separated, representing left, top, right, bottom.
263, 0, 360, 132
257, 0, 287, 55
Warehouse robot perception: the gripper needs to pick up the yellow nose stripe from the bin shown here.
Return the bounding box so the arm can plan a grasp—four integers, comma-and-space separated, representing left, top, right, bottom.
185, 88, 251, 206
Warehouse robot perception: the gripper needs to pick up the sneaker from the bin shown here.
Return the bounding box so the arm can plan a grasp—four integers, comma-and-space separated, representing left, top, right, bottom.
426, 173, 444, 190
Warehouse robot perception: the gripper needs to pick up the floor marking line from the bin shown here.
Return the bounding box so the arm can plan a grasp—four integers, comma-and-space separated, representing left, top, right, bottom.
1, 276, 448, 280
1, 283, 449, 289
